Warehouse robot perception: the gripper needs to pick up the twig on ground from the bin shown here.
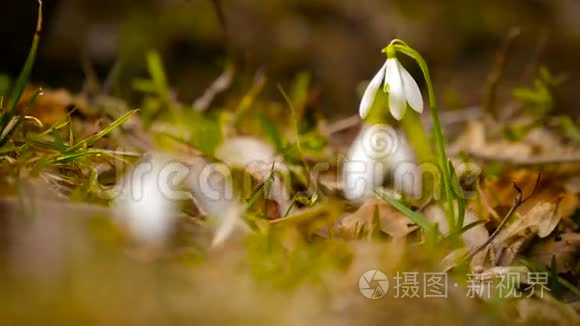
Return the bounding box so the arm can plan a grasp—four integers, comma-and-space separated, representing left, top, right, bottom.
323, 114, 360, 135
463, 173, 542, 262
193, 64, 235, 112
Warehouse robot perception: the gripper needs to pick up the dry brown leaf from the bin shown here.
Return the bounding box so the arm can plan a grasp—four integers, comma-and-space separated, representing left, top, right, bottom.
526, 233, 580, 273
500, 202, 559, 242
537, 203, 562, 238
451, 120, 580, 165
493, 235, 534, 267
490, 202, 562, 266
482, 169, 579, 219
20, 87, 74, 124
334, 199, 418, 239
450, 120, 533, 160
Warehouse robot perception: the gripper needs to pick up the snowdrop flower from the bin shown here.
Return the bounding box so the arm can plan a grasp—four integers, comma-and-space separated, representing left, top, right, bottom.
215, 137, 290, 215
342, 124, 422, 202
189, 158, 247, 247
114, 154, 179, 247
359, 51, 423, 121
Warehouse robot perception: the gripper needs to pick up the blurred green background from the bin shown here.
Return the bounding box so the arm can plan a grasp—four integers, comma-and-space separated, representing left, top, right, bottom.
1, 0, 579, 116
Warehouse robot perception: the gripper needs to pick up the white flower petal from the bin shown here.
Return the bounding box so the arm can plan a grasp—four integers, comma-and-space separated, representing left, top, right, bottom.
211, 205, 244, 247
114, 154, 178, 247
385, 59, 406, 120
359, 62, 387, 119
215, 137, 276, 166
216, 137, 290, 216
399, 61, 423, 113
388, 92, 406, 120
189, 158, 247, 247
342, 125, 387, 202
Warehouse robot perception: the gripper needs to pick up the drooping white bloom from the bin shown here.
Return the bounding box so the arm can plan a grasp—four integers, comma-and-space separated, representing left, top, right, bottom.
359, 58, 424, 120
215, 137, 290, 215
342, 124, 422, 202
114, 154, 179, 247
188, 157, 247, 247
114, 152, 248, 248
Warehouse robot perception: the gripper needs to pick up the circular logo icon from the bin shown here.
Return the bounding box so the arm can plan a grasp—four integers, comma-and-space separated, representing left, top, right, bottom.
361, 125, 399, 160
359, 269, 389, 299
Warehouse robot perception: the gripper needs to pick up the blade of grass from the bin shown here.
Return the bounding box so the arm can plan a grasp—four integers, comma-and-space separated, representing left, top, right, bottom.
0, 88, 42, 146
444, 220, 486, 241
52, 150, 105, 164
270, 204, 330, 226
39, 107, 77, 136
283, 192, 318, 217
244, 164, 276, 211
257, 112, 284, 151
0, 145, 22, 155
146, 50, 169, 100
64, 109, 138, 153
0, 0, 43, 135
374, 188, 433, 232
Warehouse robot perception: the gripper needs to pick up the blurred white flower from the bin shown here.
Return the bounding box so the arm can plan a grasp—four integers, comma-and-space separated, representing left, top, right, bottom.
342, 124, 422, 202
114, 154, 179, 247
114, 152, 248, 248
359, 57, 423, 120
215, 137, 290, 215
189, 158, 247, 247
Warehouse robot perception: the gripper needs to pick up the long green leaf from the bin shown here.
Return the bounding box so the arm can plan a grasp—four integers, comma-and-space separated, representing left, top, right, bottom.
1, 0, 43, 134
257, 112, 284, 151
65, 109, 138, 153
0, 88, 42, 146
444, 220, 486, 241
146, 50, 169, 99
53, 150, 104, 164
374, 188, 433, 232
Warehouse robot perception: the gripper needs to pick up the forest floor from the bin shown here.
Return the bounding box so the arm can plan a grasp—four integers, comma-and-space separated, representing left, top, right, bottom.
0, 3, 579, 325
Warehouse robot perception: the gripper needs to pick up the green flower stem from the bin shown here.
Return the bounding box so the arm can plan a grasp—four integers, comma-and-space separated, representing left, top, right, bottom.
392, 42, 456, 230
